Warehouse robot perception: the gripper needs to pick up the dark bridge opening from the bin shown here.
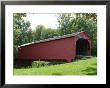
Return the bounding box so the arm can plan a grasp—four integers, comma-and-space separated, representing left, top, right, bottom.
76, 38, 90, 56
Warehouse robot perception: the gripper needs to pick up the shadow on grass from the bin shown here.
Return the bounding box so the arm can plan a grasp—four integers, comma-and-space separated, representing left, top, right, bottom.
52, 73, 63, 75
82, 65, 97, 75
48, 61, 66, 65
14, 61, 66, 69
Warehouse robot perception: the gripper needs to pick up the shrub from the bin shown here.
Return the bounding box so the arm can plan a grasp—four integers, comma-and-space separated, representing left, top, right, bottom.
31, 60, 66, 68
32, 61, 49, 68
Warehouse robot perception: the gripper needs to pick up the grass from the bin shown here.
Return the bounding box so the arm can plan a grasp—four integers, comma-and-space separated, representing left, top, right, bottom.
13, 57, 97, 75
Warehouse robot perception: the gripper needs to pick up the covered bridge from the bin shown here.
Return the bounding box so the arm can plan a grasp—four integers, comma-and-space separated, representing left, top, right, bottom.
18, 31, 91, 64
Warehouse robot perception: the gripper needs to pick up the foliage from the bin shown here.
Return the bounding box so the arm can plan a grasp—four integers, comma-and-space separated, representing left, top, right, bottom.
14, 45, 19, 59
41, 28, 59, 39
13, 13, 32, 46
14, 57, 97, 75
13, 13, 33, 59
32, 25, 60, 41
32, 61, 49, 68
32, 25, 44, 41
57, 14, 74, 35
57, 13, 97, 55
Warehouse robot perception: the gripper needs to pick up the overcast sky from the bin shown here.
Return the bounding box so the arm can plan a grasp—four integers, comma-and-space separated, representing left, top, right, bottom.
24, 13, 58, 30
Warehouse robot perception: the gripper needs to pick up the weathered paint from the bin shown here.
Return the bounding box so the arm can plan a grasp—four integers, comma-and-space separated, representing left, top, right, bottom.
18, 32, 91, 63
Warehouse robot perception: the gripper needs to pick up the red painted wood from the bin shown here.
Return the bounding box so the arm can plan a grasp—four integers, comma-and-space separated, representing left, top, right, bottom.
18, 32, 91, 62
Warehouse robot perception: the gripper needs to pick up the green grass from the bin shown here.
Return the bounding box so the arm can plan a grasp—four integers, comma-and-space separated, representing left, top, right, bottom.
13, 57, 97, 75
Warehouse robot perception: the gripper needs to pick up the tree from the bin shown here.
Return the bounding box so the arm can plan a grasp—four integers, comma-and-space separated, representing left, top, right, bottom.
32, 25, 60, 41
13, 13, 32, 59
41, 28, 59, 40
57, 13, 97, 55
57, 14, 75, 35
14, 13, 32, 46
13, 13, 26, 29
32, 25, 45, 41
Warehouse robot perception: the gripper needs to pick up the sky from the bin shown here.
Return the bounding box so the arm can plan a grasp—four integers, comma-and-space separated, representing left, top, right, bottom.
24, 13, 58, 30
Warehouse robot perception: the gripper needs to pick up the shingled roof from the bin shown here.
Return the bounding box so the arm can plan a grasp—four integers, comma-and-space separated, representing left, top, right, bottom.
20, 31, 84, 47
